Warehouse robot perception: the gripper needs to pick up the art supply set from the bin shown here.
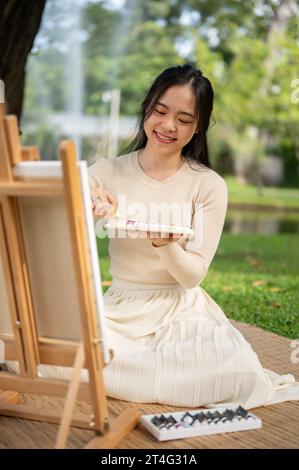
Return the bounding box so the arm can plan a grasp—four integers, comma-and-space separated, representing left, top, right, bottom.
140, 405, 262, 441
104, 217, 195, 236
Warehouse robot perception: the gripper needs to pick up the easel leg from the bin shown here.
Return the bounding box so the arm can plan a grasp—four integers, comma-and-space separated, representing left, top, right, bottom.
84, 406, 140, 449
0, 390, 19, 406
55, 343, 85, 449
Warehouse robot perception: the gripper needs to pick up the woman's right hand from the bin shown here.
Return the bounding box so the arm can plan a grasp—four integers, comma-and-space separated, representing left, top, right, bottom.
90, 187, 118, 219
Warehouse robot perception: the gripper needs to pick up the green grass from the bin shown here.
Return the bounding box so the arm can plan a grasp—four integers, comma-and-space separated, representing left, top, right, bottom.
202, 233, 299, 339
97, 234, 299, 339
226, 176, 299, 210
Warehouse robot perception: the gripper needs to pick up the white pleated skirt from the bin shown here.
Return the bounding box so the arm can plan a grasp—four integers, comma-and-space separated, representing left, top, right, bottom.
17, 279, 299, 410
99, 279, 299, 409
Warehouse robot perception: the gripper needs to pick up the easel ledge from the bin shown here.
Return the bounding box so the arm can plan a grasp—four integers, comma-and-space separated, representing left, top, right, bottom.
0, 105, 139, 448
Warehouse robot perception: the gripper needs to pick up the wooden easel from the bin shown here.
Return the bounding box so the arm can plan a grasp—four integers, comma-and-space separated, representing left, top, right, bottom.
0, 105, 139, 448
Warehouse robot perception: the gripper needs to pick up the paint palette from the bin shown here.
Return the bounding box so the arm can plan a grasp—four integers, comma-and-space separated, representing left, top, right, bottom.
140, 405, 262, 441
104, 219, 195, 236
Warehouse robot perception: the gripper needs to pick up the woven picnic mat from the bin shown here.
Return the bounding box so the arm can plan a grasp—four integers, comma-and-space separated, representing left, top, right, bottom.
0, 320, 298, 449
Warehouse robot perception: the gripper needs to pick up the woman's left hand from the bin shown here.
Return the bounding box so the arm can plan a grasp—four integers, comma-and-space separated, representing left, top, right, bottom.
147, 232, 183, 247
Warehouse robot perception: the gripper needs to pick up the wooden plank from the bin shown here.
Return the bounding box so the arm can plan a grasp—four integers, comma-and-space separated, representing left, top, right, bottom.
84, 407, 140, 449
0, 181, 63, 196
0, 403, 92, 429
0, 104, 13, 181
21, 146, 40, 161
8, 196, 40, 375
0, 390, 19, 405
0, 204, 27, 375
4, 116, 21, 165
0, 372, 91, 402
60, 141, 109, 435
55, 343, 85, 448
1, 336, 83, 366
1, 336, 111, 367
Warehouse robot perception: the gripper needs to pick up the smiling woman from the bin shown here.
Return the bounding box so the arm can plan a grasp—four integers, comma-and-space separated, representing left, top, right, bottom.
140, 85, 198, 175
128, 64, 213, 170
87, 64, 299, 409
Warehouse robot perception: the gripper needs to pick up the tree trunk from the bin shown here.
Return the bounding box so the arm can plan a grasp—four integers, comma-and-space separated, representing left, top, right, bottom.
264, 0, 295, 80
0, 0, 46, 122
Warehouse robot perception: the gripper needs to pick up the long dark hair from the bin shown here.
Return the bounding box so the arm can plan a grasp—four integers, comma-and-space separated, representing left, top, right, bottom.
125, 64, 214, 168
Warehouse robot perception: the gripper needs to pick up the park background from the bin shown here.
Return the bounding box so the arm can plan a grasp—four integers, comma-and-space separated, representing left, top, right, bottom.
1, 0, 298, 338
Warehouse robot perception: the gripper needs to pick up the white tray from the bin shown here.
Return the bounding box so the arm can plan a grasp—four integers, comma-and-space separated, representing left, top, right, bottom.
104, 219, 195, 236
140, 405, 262, 441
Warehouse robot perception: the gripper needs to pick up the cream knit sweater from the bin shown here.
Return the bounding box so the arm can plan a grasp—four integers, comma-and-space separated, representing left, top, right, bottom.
88, 150, 228, 289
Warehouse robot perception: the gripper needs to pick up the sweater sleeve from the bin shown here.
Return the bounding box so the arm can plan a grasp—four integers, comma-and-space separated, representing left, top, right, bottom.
152, 172, 228, 289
